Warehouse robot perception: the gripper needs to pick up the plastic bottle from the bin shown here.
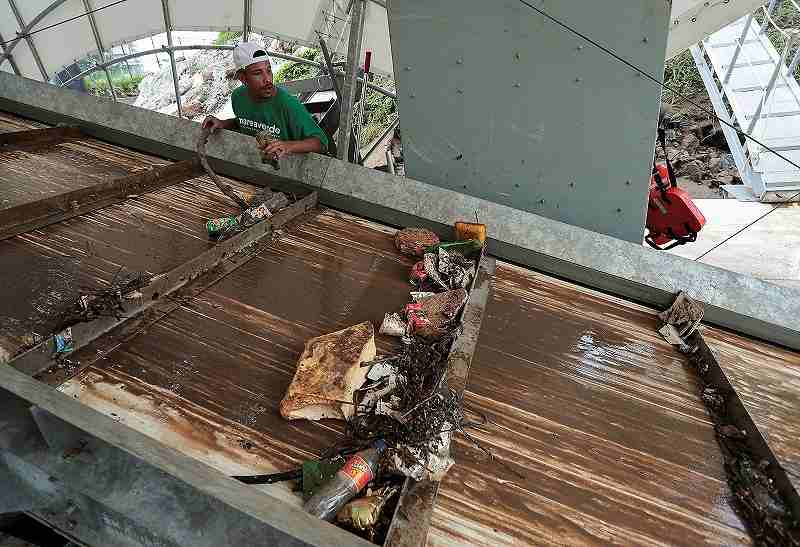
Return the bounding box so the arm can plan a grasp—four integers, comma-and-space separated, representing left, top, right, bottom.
303, 440, 387, 521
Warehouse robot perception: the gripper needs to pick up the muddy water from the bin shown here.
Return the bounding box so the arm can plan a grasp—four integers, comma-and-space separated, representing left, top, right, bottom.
428, 263, 751, 547
61, 209, 415, 483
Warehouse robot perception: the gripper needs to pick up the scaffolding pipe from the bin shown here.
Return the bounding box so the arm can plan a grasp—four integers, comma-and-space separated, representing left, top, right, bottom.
161, 0, 183, 118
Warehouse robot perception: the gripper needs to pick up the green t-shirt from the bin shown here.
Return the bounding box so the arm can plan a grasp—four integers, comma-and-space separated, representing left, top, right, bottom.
231, 86, 329, 152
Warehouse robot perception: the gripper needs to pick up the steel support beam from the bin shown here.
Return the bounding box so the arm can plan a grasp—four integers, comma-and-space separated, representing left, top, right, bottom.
0, 125, 82, 150
243, 0, 252, 41
161, 0, 183, 118
8, 191, 317, 375
336, 0, 366, 161
0, 0, 68, 70
0, 159, 202, 241
2, 72, 798, 350
385, 253, 495, 547
82, 0, 117, 102
0, 32, 21, 76
0, 361, 371, 547
7, 0, 49, 81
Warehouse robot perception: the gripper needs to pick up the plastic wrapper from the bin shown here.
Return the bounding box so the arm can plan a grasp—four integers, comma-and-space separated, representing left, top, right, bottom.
379, 312, 407, 337
336, 486, 399, 530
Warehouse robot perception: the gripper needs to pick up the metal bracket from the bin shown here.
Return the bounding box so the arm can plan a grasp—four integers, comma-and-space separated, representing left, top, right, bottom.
8, 191, 318, 376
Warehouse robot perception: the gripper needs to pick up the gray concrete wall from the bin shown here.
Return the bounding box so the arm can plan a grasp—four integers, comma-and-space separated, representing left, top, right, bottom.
386, 0, 670, 243
1, 72, 798, 350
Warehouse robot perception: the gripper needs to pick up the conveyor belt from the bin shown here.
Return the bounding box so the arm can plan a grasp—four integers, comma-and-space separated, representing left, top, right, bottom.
2, 110, 799, 546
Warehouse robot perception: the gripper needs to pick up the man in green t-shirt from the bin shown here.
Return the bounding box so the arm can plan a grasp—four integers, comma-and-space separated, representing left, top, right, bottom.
202, 42, 328, 159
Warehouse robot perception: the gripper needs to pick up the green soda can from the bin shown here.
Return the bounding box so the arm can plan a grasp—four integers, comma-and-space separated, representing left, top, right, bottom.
206, 215, 239, 239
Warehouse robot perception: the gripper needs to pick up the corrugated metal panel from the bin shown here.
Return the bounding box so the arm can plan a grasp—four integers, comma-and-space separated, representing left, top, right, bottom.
56, 209, 415, 505
428, 263, 751, 546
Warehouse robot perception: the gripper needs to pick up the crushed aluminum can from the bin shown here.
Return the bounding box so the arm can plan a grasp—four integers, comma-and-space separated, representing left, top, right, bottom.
206, 215, 240, 239
379, 312, 407, 337
336, 486, 399, 530
53, 328, 74, 354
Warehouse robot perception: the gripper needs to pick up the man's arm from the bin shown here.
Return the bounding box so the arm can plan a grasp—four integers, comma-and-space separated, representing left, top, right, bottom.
263, 137, 323, 159
202, 116, 237, 133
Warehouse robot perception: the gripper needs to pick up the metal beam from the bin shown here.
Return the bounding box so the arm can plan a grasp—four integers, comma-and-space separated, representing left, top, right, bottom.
243, 0, 252, 41
161, 0, 183, 118
0, 0, 68, 69
81, 0, 117, 102
7, 0, 49, 80
279, 75, 335, 96
0, 125, 82, 150
0, 32, 21, 75
385, 253, 495, 547
337, 0, 366, 161
8, 191, 317, 375
0, 359, 371, 547
2, 72, 798, 350
683, 327, 800, 521
0, 159, 202, 241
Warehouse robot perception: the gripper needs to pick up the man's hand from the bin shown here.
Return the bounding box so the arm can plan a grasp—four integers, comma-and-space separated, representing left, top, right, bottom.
262, 140, 297, 160
202, 116, 226, 133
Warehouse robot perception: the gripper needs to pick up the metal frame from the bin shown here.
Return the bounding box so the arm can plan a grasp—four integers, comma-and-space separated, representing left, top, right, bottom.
1, 71, 797, 349
9, 190, 317, 376
81, 0, 117, 102
0, 159, 202, 241
243, 0, 252, 41
690, 45, 761, 192
56, 42, 396, 100
0, 31, 21, 75
0, 0, 68, 69
337, 0, 366, 161
6, 0, 49, 80
161, 0, 183, 118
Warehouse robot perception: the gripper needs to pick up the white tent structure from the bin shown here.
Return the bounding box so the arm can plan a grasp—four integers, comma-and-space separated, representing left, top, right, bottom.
0, 0, 771, 85
0, 0, 393, 83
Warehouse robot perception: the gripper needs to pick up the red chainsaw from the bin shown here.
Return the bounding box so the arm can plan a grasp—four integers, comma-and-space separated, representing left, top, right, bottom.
645, 128, 706, 251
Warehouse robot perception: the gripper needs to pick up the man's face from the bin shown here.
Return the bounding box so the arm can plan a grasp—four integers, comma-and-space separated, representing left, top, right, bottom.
239, 61, 275, 100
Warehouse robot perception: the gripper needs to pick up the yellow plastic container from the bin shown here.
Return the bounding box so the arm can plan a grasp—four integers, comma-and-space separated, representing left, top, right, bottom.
454, 221, 487, 244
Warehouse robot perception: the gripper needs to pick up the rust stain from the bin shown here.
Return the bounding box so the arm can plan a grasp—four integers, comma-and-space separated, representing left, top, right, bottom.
60, 209, 414, 506
0, 111, 259, 356
428, 263, 752, 547
702, 326, 800, 492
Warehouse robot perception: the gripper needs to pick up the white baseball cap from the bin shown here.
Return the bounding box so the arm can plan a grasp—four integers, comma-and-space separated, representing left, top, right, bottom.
233, 41, 271, 71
